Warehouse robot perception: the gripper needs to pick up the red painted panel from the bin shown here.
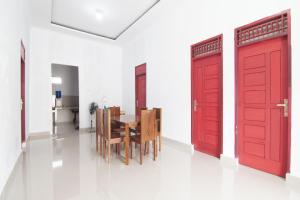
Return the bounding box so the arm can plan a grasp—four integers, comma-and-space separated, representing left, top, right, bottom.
244, 125, 265, 139
237, 37, 288, 177
192, 53, 222, 158
135, 64, 146, 116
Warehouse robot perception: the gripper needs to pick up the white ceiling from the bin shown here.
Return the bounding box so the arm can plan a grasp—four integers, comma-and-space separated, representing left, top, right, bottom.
50, 0, 160, 40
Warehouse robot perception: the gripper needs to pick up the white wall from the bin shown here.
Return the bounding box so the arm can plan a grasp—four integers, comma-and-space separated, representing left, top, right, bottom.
120, 0, 300, 178
0, 0, 31, 194
29, 27, 122, 132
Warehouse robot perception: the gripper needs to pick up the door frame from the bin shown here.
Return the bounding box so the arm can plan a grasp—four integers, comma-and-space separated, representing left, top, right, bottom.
234, 10, 291, 173
21, 41, 26, 145
191, 34, 223, 155
135, 63, 147, 116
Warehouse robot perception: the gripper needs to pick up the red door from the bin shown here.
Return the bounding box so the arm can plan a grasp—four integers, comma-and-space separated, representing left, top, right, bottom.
135, 64, 146, 116
21, 43, 26, 145
192, 39, 222, 158
237, 37, 288, 177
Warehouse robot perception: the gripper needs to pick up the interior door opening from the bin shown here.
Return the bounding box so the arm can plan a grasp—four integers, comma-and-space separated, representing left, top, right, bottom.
51, 64, 79, 138
191, 35, 223, 158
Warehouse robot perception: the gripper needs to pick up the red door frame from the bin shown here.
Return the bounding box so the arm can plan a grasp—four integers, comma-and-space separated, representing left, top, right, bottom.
191, 34, 223, 156
21, 41, 26, 145
234, 10, 291, 173
135, 63, 147, 116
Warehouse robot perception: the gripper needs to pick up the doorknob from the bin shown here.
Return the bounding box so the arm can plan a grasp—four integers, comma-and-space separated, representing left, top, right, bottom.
276, 99, 288, 117
193, 100, 198, 112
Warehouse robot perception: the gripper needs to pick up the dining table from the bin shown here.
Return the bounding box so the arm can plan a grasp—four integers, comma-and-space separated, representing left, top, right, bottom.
111, 115, 140, 165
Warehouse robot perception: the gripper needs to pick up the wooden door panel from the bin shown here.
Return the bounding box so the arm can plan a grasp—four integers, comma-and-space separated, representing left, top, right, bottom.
238, 37, 288, 177
135, 64, 146, 116
192, 54, 222, 157
136, 75, 146, 116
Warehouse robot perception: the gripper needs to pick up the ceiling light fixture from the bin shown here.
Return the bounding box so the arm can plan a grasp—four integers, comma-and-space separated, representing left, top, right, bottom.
95, 9, 104, 21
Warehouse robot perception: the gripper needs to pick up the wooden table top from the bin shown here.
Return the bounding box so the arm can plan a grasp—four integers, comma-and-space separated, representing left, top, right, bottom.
111, 115, 140, 127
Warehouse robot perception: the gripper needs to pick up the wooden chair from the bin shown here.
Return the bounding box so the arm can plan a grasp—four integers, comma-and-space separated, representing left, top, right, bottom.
110, 106, 125, 132
96, 109, 104, 155
109, 106, 121, 117
131, 107, 148, 134
130, 109, 157, 164
153, 108, 162, 151
103, 109, 124, 163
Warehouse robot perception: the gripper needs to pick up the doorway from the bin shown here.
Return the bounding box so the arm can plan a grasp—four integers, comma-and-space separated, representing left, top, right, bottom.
191, 35, 223, 158
51, 64, 79, 137
135, 64, 146, 116
235, 11, 291, 177
20, 42, 26, 146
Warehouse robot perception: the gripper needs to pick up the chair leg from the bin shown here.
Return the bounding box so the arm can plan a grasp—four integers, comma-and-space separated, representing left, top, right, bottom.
108, 143, 111, 163
153, 140, 156, 161
156, 139, 158, 159
156, 139, 158, 160
103, 140, 106, 159
100, 136, 103, 156
96, 133, 98, 152
147, 141, 150, 154
140, 143, 143, 165
130, 142, 133, 159
159, 135, 161, 151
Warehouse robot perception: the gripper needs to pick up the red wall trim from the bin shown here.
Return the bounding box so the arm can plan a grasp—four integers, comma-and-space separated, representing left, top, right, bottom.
234, 10, 291, 173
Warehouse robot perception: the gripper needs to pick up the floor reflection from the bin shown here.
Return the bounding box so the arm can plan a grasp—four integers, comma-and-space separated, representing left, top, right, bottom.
1, 123, 300, 200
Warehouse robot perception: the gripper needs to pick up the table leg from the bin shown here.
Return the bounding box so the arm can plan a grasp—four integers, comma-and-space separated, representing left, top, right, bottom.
125, 124, 129, 165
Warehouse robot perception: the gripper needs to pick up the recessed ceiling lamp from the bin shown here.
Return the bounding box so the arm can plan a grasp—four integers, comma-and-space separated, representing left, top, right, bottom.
95, 9, 104, 21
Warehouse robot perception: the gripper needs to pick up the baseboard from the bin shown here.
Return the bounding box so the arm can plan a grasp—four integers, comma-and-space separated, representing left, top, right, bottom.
162, 137, 193, 153
286, 173, 300, 190
0, 151, 22, 199
220, 154, 238, 169
28, 131, 51, 141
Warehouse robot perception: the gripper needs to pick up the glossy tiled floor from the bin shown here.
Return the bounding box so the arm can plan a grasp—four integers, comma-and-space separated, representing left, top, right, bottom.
1, 123, 300, 200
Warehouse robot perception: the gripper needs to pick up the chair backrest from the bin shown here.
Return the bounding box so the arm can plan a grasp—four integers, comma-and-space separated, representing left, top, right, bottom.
96, 109, 104, 136
103, 109, 111, 140
137, 107, 148, 117
140, 109, 156, 142
153, 108, 161, 132
109, 106, 121, 117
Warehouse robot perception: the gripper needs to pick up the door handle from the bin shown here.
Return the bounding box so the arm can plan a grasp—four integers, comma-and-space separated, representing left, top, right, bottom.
276, 99, 288, 117
193, 100, 198, 112
20, 99, 23, 110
